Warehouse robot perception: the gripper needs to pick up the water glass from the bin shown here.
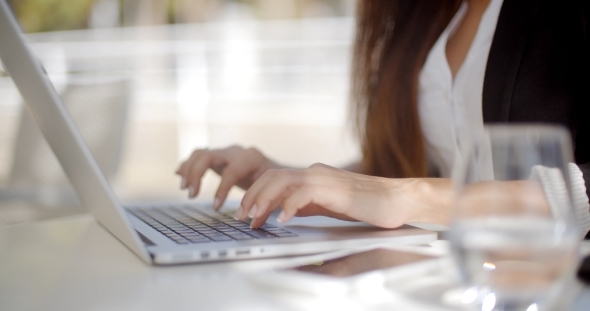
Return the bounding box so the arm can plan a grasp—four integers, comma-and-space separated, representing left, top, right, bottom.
448, 125, 580, 311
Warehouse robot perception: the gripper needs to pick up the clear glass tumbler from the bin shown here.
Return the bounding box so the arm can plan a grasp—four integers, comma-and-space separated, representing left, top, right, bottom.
448, 125, 580, 311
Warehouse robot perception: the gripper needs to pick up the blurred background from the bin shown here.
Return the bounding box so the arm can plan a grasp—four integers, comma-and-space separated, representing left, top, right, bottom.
0, 0, 360, 225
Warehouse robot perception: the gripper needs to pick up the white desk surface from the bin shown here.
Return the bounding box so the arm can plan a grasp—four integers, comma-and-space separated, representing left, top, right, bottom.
1, 214, 589, 311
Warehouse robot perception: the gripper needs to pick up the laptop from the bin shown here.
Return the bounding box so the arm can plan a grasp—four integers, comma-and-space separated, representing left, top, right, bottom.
0, 1, 435, 265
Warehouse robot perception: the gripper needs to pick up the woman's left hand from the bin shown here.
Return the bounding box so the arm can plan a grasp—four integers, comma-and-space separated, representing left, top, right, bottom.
235, 163, 447, 229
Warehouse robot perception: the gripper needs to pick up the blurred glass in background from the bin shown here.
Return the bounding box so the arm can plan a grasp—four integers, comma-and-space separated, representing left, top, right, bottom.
449, 126, 580, 311
0, 0, 359, 225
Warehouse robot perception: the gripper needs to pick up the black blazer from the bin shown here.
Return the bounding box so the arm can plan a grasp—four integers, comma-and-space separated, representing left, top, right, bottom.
483, 0, 590, 199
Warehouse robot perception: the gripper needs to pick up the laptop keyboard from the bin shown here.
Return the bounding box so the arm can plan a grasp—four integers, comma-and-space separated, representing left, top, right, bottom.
128, 205, 298, 244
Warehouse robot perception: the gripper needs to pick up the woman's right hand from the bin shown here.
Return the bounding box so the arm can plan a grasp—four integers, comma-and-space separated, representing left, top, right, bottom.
175, 145, 283, 210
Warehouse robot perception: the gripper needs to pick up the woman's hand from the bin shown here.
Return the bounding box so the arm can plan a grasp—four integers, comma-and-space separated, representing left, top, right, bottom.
176, 146, 283, 209
235, 163, 453, 229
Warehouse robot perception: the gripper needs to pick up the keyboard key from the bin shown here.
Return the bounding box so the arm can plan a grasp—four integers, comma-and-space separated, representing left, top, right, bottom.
208, 236, 232, 242
274, 232, 299, 237
227, 233, 254, 240
210, 225, 231, 230
186, 234, 208, 239
202, 233, 226, 238
187, 224, 208, 228
265, 229, 292, 234
235, 225, 252, 229
189, 239, 210, 244
197, 229, 217, 234
217, 228, 239, 232
233, 236, 254, 240
183, 236, 205, 240
261, 227, 282, 232
247, 230, 276, 239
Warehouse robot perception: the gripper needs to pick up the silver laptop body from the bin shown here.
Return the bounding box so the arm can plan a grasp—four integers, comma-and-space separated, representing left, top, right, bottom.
0, 1, 435, 265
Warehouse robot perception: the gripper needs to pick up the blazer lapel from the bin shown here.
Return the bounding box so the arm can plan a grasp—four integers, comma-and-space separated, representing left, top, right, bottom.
482, 0, 542, 122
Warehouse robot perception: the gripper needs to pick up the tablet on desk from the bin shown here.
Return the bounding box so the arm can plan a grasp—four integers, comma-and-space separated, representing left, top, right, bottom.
250, 246, 448, 295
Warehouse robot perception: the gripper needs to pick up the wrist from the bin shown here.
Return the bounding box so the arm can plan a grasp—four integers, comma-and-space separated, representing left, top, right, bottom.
398, 178, 453, 226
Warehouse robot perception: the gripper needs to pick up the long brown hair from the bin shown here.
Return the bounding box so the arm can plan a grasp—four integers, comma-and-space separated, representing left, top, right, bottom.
352, 0, 461, 178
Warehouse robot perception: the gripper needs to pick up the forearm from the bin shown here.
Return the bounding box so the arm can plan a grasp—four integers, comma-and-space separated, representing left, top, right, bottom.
387, 178, 550, 227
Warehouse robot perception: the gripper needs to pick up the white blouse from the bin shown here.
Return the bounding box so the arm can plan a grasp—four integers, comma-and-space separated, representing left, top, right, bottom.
417, 0, 590, 234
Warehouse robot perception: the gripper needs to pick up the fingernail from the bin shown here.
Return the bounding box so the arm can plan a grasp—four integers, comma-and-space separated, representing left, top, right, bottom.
250, 220, 256, 229
213, 197, 221, 210
188, 185, 195, 198
277, 211, 287, 223
234, 206, 243, 220
248, 204, 258, 218
181, 177, 187, 189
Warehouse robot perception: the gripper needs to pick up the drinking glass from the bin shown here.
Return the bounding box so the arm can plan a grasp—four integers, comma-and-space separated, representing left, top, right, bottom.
448, 125, 580, 311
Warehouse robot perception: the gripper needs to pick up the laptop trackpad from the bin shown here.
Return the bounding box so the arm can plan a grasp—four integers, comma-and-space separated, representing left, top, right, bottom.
279, 216, 385, 235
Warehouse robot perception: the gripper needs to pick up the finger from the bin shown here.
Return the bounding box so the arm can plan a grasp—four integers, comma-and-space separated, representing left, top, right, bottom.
187, 152, 221, 198
175, 156, 192, 175
237, 169, 279, 220
250, 170, 304, 219
210, 145, 242, 175
249, 189, 293, 228
277, 186, 318, 223
176, 150, 207, 189
236, 174, 276, 221
249, 208, 274, 229
177, 149, 203, 175
213, 147, 267, 209
242, 170, 294, 219
235, 148, 268, 189
176, 158, 193, 176
214, 157, 257, 210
